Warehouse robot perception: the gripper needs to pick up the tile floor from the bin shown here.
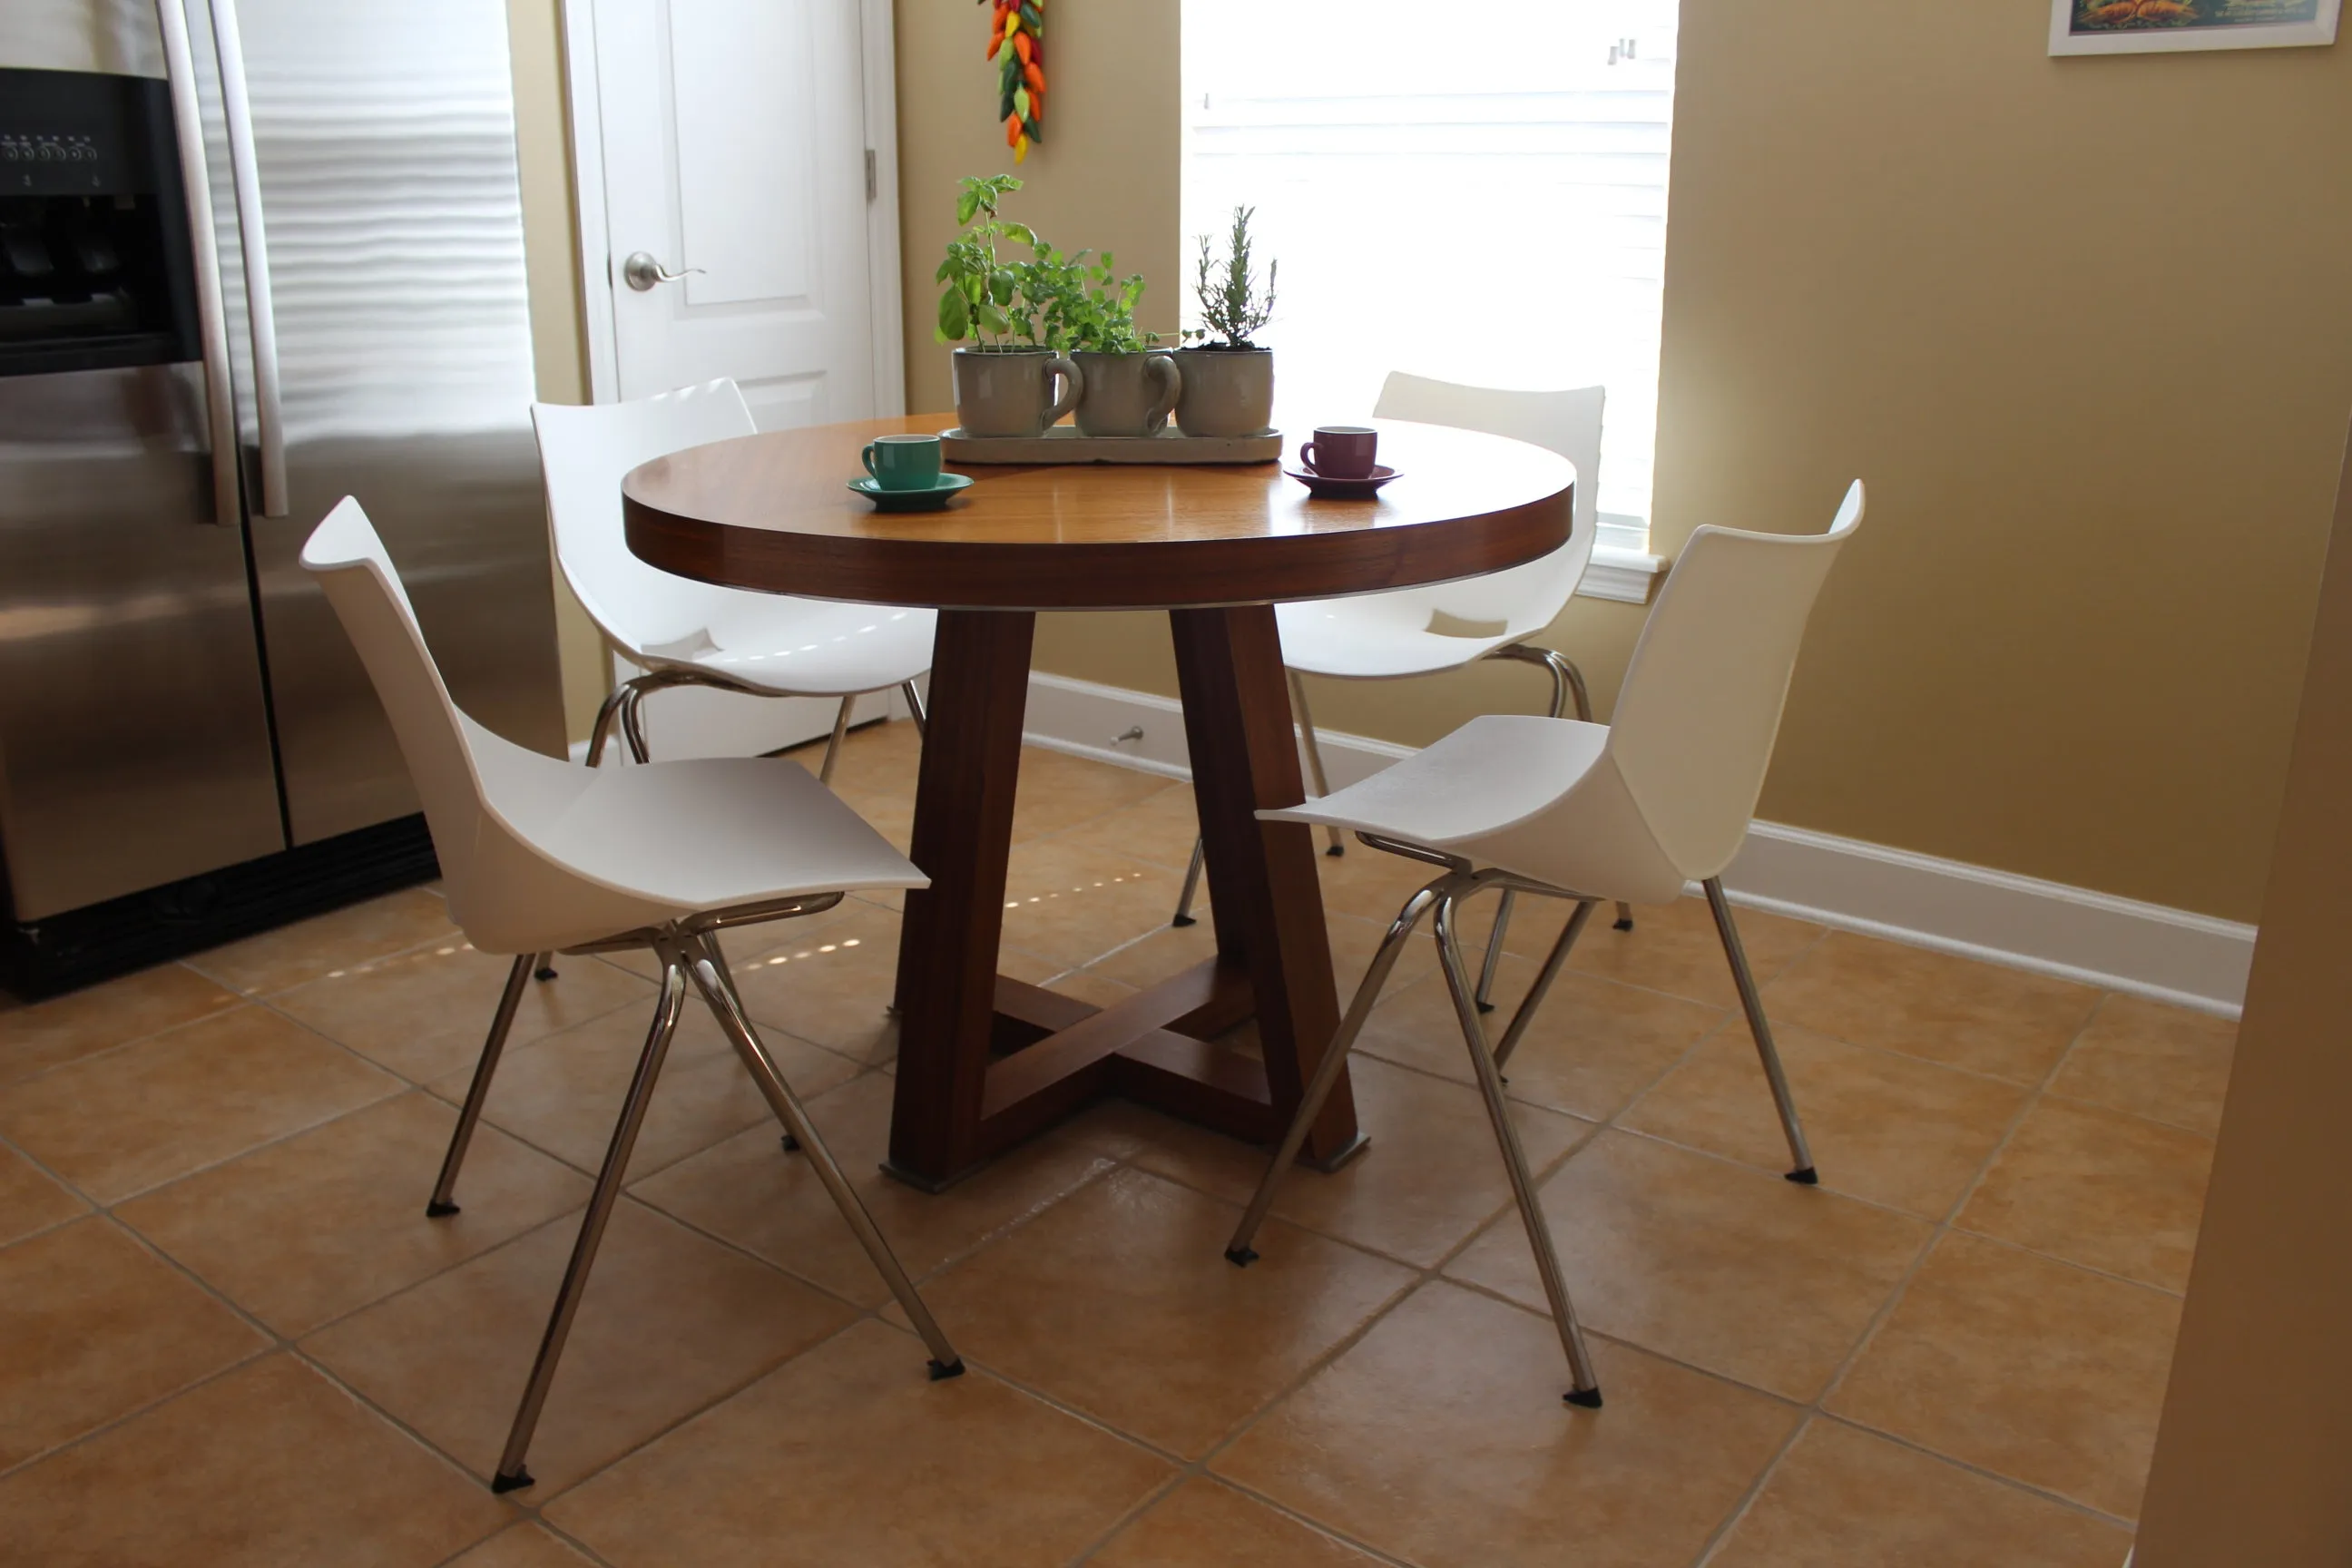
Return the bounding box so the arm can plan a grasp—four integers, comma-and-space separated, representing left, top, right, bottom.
0, 720, 2232, 1566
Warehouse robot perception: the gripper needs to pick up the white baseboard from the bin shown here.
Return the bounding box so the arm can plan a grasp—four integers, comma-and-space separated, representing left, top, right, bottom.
1020, 672, 2253, 1018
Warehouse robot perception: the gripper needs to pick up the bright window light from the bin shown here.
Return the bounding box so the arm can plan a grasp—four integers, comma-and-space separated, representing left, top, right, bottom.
1181, 0, 1680, 550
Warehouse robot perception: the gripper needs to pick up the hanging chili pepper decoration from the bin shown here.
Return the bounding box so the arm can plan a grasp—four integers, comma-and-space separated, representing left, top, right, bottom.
983, 0, 1044, 162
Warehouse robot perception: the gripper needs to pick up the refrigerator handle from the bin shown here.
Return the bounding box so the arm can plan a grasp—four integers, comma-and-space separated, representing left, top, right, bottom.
153, 0, 242, 528
203, 0, 289, 519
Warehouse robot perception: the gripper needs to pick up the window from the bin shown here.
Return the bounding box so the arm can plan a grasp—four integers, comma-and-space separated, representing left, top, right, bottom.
1181, 0, 1679, 593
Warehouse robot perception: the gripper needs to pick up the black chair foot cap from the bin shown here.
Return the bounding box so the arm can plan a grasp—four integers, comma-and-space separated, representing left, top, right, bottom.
1325, 844, 1345, 858
1612, 916, 1634, 932
1475, 1000, 1495, 1014
927, 1357, 965, 1381
1563, 1387, 1604, 1409
1225, 1245, 1259, 1268
490, 1468, 534, 1494
779, 1132, 801, 1152
1171, 915, 1197, 928
534, 965, 559, 982
425, 1200, 460, 1219
1786, 1167, 1819, 1186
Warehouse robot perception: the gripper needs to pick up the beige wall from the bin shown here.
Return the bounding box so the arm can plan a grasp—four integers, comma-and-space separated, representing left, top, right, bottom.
2135, 425, 2352, 1565
506, 0, 609, 746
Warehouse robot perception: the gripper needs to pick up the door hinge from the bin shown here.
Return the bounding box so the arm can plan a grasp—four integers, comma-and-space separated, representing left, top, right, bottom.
865, 148, 877, 202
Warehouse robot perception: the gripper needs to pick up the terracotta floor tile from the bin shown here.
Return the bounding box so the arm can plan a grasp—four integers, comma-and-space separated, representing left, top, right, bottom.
913, 1166, 1415, 1457
1215, 1279, 1798, 1568
783, 715, 925, 799
2049, 994, 2238, 1135
1110, 1055, 1592, 1268
545, 1318, 1171, 1568
0, 965, 240, 1088
271, 943, 654, 1084
1008, 746, 1175, 844
1958, 1097, 2214, 1291
1446, 1130, 1929, 1400
631, 1071, 1114, 1306
1082, 917, 1221, 991
0, 1005, 401, 1203
0, 1218, 269, 1468
1827, 1230, 2181, 1518
1360, 961, 1728, 1122
0, 1354, 509, 1568
187, 887, 464, 996
426, 1001, 857, 1183
1710, 1417, 2133, 1567
305, 1199, 855, 1495
723, 901, 909, 1066
446, 1524, 598, 1567
1311, 839, 1454, 925
1561, 895, 1827, 1008
1322, 908, 1443, 995
1762, 932, 2101, 1084
1092, 1478, 1383, 1566
1045, 967, 1137, 1009
1622, 1024, 2029, 1218
1045, 779, 1203, 871
998, 839, 1195, 970
0, 1142, 87, 1247
116, 1093, 592, 1337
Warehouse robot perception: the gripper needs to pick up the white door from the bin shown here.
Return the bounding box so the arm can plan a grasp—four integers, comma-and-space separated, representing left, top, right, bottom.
583, 0, 906, 758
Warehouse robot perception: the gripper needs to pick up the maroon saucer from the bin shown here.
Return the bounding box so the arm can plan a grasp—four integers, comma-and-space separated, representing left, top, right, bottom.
1284, 463, 1401, 500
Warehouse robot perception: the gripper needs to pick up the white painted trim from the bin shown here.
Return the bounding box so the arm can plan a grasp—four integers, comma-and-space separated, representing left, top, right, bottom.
1582, 542, 1665, 605
559, 0, 906, 414
559, 0, 620, 405
858, 0, 906, 418
1019, 672, 2254, 1016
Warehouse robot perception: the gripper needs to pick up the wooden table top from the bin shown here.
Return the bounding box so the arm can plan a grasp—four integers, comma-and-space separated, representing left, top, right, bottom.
622, 413, 1576, 611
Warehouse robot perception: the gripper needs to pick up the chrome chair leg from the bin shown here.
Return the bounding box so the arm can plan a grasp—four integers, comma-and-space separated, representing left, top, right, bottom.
1288, 670, 1345, 858
1703, 877, 1816, 1183
688, 935, 965, 1378
493, 947, 691, 1493
1171, 837, 1206, 927
695, 940, 798, 1152
1482, 644, 1632, 941
1434, 892, 1602, 1406
818, 695, 856, 786
901, 680, 928, 735
426, 952, 535, 1217
1228, 881, 1442, 1264
1492, 897, 1595, 1073
585, 681, 632, 767
619, 682, 653, 764
531, 951, 558, 983
1474, 887, 1515, 1013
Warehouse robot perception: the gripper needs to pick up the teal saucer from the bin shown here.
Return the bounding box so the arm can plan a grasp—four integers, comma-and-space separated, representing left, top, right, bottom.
848, 473, 973, 513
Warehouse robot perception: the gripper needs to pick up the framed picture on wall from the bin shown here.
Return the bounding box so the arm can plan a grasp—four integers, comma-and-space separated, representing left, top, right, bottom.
2052, 0, 2340, 53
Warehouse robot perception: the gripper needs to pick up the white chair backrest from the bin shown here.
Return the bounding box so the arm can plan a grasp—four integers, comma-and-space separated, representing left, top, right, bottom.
1372, 372, 1604, 633
1608, 481, 1865, 880
532, 379, 759, 656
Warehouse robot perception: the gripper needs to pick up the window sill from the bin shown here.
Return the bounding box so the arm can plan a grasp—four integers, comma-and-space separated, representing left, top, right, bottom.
1580, 542, 1666, 604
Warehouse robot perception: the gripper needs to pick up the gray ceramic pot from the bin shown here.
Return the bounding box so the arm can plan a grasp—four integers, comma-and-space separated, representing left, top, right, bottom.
1172, 347, 1274, 437
1072, 350, 1182, 437
952, 347, 1082, 438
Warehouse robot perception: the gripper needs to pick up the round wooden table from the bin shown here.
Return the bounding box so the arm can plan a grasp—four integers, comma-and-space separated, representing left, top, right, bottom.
625, 415, 1575, 1190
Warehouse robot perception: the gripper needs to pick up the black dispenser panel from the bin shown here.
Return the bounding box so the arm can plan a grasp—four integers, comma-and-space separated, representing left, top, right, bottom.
0, 68, 200, 376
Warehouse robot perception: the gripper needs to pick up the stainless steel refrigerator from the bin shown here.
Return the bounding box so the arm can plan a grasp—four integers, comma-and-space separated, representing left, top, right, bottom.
0, 0, 564, 990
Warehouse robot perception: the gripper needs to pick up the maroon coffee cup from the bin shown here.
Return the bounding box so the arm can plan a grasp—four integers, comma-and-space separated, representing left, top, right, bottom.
1300, 426, 1377, 479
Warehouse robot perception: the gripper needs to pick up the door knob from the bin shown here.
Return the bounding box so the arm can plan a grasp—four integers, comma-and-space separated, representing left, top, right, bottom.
622, 251, 705, 291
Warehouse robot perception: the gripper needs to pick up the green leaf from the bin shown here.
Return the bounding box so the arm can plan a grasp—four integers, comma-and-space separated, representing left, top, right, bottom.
937, 288, 970, 341
956, 190, 980, 226
1002, 221, 1036, 248
990, 269, 1014, 307
977, 300, 1010, 336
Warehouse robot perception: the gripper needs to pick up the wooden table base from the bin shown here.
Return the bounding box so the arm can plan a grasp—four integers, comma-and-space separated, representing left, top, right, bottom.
886, 606, 1362, 1191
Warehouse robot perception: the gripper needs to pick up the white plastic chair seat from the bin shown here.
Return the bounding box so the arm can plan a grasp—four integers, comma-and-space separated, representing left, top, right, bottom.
642, 596, 936, 697
1262, 713, 1689, 906
1275, 593, 1544, 680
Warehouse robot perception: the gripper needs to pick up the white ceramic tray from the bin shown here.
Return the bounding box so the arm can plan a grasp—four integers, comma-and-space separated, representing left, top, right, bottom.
939, 426, 1282, 465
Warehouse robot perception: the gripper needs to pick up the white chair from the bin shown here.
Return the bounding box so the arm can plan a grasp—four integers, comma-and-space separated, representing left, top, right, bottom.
1173, 373, 1632, 991
534, 379, 936, 777
301, 497, 963, 1494
1224, 482, 1867, 1410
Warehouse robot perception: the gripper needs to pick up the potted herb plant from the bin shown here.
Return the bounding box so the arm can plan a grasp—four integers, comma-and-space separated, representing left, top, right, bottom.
936, 174, 1079, 437
1024, 247, 1180, 438
1174, 206, 1277, 438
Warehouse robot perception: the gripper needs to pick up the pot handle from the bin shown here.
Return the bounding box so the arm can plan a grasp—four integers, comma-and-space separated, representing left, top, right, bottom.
1144, 352, 1182, 435
1046, 356, 1083, 426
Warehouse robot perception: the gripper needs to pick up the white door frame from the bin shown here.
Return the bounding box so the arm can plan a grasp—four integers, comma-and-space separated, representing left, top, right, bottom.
557, 0, 906, 416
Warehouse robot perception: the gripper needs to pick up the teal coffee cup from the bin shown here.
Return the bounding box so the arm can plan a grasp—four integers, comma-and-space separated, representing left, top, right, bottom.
862, 434, 944, 491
